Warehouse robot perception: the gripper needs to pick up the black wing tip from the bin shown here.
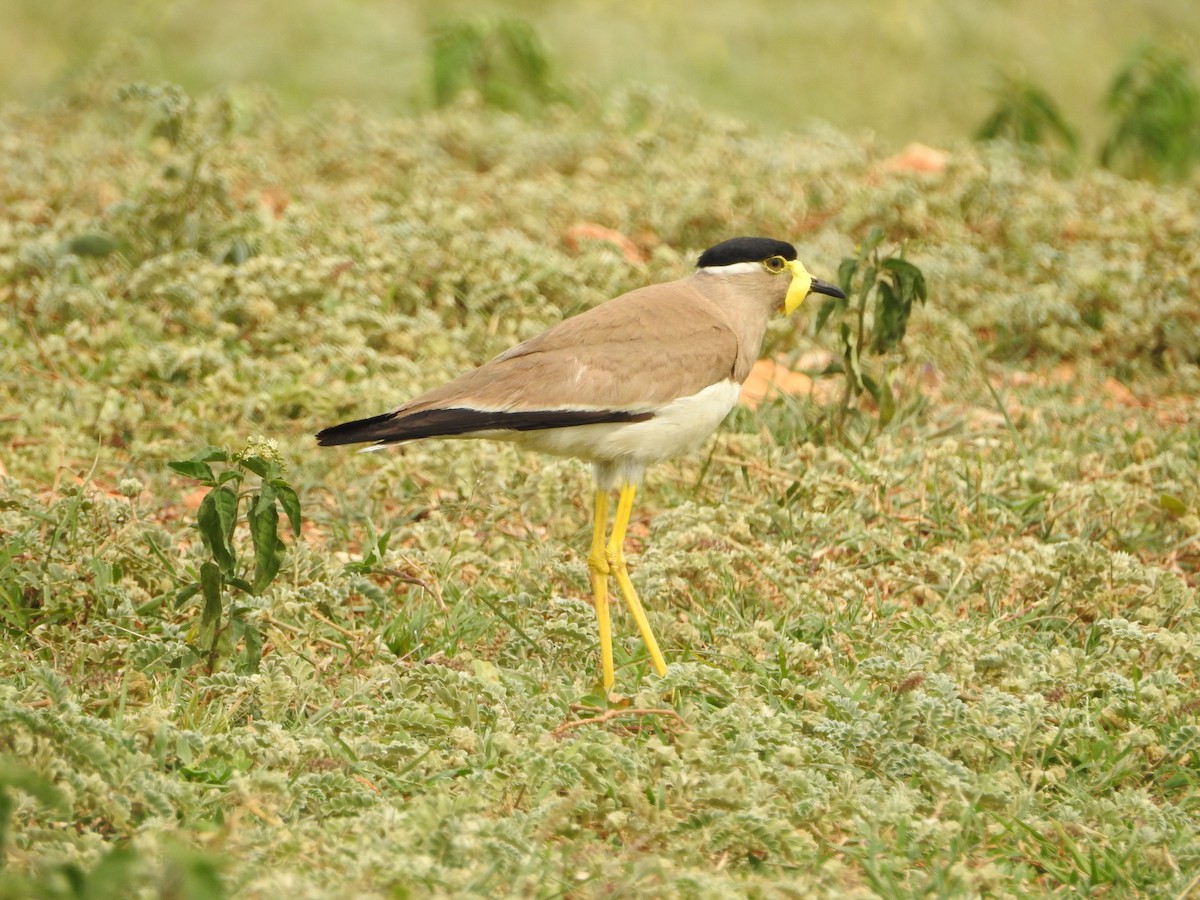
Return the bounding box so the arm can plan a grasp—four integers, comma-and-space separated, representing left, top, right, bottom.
315, 410, 398, 446
316, 406, 655, 447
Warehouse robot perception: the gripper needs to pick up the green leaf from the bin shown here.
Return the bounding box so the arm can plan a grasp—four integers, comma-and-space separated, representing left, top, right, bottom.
877, 369, 897, 426
356, 520, 392, 569
197, 487, 238, 574
238, 455, 272, 478
813, 295, 839, 336
64, 233, 120, 258
1159, 493, 1188, 516
219, 236, 257, 266
258, 481, 277, 515
883, 257, 929, 302
871, 280, 904, 353
174, 582, 202, 609
168, 460, 216, 483
272, 481, 302, 537
837, 257, 858, 298
861, 226, 886, 257
861, 370, 880, 402
861, 264, 877, 299
199, 561, 223, 646
227, 576, 255, 594
170, 447, 230, 485
187, 447, 230, 464
247, 490, 284, 595
238, 620, 264, 673
840, 322, 864, 391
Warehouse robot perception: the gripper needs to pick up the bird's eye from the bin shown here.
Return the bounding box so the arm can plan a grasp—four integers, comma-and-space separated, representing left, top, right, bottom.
762, 256, 787, 274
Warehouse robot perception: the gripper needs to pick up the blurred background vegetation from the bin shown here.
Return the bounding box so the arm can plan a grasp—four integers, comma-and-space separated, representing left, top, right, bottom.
4, 0, 1198, 165
3, 2, 1200, 896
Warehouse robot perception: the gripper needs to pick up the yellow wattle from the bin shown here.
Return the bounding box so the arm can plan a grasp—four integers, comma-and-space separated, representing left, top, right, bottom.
783, 260, 814, 315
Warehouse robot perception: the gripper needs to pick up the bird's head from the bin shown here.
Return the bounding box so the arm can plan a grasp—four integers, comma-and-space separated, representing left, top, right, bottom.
696, 236, 846, 315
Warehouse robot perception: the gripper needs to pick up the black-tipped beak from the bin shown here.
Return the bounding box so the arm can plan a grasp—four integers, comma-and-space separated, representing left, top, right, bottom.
810, 278, 846, 299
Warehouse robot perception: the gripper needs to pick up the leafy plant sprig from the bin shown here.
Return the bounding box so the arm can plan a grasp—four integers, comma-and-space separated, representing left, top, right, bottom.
169, 441, 301, 673
113, 82, 256, 264
813, 226, 928, 431
431, 17, 566, 113
975, 70, 1079, 154
1101, 44, 1200, 183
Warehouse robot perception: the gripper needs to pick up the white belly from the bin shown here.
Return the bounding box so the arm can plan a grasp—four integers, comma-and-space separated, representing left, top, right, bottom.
510, 379, 742, 469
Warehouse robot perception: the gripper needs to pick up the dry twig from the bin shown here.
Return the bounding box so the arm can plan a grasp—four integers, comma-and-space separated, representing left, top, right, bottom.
552, 704, 687, 738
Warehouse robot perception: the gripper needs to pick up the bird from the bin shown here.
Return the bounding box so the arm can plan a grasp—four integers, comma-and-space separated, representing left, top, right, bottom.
317, 236, 845, 689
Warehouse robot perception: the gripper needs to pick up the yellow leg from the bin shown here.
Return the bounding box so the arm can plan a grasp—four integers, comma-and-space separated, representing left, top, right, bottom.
586, 489, 615, 690
607, 483, 668, 677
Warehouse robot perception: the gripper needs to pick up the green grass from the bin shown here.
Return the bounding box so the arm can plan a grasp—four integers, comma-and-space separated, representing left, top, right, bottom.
1, 69, 1199, 897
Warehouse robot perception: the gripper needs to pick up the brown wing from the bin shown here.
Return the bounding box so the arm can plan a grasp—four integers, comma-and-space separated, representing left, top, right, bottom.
411, 280, 736, 410
316, 279, 739, 446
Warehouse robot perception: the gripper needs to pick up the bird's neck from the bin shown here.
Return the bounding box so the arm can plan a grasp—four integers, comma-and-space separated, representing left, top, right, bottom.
689, 271, 785, 383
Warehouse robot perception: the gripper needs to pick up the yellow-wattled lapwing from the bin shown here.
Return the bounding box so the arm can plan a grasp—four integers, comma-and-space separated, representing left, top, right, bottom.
317, 236, 845, 688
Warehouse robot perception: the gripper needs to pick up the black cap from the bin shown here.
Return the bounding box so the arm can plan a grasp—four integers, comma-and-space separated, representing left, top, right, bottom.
696, 237, 797, 268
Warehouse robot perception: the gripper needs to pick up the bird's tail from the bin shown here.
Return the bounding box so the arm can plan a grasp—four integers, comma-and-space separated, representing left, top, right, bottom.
315, 411, 406, 446
316, 407, 653, 447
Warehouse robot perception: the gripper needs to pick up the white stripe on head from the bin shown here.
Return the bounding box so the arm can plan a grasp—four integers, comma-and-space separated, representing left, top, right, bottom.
698, 262, 764, 275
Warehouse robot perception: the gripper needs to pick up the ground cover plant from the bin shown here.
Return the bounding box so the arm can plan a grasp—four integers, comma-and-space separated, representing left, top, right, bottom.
1, 69, 1198, 897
